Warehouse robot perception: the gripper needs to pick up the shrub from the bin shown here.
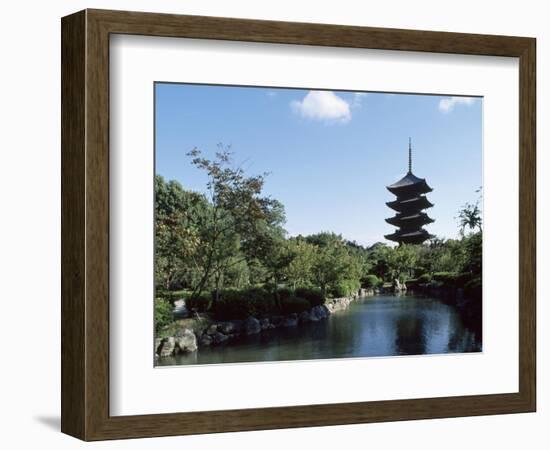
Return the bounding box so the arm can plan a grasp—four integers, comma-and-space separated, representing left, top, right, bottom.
432, 272, 458, 285
154, 299, 174, 333
362, 274, 381, 289
185, 293, 212, 313
244, 287, 278, 317
294, 287, 324, 307
212, 290, 249, 320
275, 287, 294, 301
433, 272, 473, 288
329, 279, 360, 298
280, 296, 311, 314
417, 273, 432, 284
213, 287, 277, 320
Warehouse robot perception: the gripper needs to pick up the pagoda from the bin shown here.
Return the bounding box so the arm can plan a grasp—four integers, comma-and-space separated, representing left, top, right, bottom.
385, 139, 434, 245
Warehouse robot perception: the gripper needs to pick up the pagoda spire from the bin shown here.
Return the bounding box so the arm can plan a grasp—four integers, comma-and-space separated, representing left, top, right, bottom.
408, 137, 412, 173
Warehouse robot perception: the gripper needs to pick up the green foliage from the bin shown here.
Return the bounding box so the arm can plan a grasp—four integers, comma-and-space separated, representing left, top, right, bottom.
462, 232, 482, 274
156, 146, 287, 303
367, 242, 391, 280
275, 287, 294, 301
154, 299, 174, 333
155, 154, 483, 328
362, 274, 381, 289
295, 287, 325, 307
306, 233, 362, 296
282, 238, 318, 289
280, 296, 311, 314
155, 176, 208, 291
417, 273, 432, 284
382, 244, 418, 282
432, 272, 473, 288
213, 287, 277, 320
329, 279, 360, 298
457, 201, 482, 234
185, 294, 212, 313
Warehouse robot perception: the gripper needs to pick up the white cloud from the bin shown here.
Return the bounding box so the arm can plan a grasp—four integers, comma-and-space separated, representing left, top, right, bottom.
438, 96, 476, 113
291, 91, 352, 123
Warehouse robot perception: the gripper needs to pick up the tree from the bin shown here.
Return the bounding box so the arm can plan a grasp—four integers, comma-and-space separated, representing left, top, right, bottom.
186, 146, 286, 302
307, 233, 361, 295
457, 202, 482, 234
457, 189, 483, 235
367, 242, 392, 281
282, 238, 318, 288
155, 176, 208, 292
385, 244, 418, 281
461, 231, 482, 275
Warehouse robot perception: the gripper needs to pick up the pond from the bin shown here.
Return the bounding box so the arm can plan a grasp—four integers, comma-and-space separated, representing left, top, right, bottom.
156, 294, 482, 367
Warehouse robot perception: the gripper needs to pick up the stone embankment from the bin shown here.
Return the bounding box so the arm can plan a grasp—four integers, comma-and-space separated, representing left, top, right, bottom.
156, 288, 374, 358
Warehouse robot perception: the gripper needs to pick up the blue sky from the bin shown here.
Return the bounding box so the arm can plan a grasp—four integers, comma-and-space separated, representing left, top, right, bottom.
155, 83, 482, 246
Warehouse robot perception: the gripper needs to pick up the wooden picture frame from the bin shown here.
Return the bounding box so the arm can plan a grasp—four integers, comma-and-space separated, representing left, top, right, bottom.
61, 9, 536, 441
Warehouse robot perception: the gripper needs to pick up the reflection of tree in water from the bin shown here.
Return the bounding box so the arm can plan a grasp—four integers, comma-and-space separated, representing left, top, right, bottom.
394, 313, 427, 355
447, 327, 480, 353
448, 309, 482, 353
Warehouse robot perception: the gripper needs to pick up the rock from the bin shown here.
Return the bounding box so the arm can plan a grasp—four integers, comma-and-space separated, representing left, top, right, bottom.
174, 328, 197, 353
154, 338, 163, 354
282, 314, 298, 327
218, 320, 241, 335
206, 324, 219, 335
393, 278, 407, 292
212, 331, 229, 344
200, 334, 213, 346
159, 337, 176, 357
359, 288, 373, 297
270, 315, 284, 328
298, 310, 311, 323
310, 305, 330, 320
309, 307, 320, 321
329, 299, 345, 312
244, 316, 261, 335
259, 318, 271, 330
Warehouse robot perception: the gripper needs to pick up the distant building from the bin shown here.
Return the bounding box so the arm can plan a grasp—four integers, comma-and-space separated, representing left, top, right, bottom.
385, 139, 434, 245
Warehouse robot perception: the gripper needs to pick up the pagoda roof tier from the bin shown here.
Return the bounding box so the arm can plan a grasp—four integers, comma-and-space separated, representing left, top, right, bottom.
386, 195, 433, 212
386, 172, 433, 196
385, 212, 434, 227
384, 229, 434, 245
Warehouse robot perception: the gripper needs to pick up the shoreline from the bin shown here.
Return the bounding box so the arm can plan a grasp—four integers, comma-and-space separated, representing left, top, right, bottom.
155, 284, 480, 359
156, 288, 374, 359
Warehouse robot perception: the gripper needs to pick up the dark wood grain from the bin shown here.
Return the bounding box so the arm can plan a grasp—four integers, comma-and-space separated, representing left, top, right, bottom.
518, 38, 536, 409
61, 9, 536, 441
61, 10, 86, 439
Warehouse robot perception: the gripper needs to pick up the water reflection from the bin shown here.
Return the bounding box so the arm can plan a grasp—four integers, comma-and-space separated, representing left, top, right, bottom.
157, 295, 482, 367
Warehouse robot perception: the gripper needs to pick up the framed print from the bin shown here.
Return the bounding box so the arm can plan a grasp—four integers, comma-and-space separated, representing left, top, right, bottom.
61, 9, 536, 441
